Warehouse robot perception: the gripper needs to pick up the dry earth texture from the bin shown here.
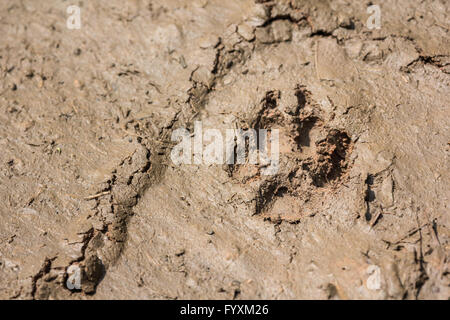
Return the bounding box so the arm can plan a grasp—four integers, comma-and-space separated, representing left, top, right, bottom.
0, 0, 449, 300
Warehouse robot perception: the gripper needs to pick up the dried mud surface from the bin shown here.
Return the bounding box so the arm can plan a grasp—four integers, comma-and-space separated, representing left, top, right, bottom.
0, 0, 449, 299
